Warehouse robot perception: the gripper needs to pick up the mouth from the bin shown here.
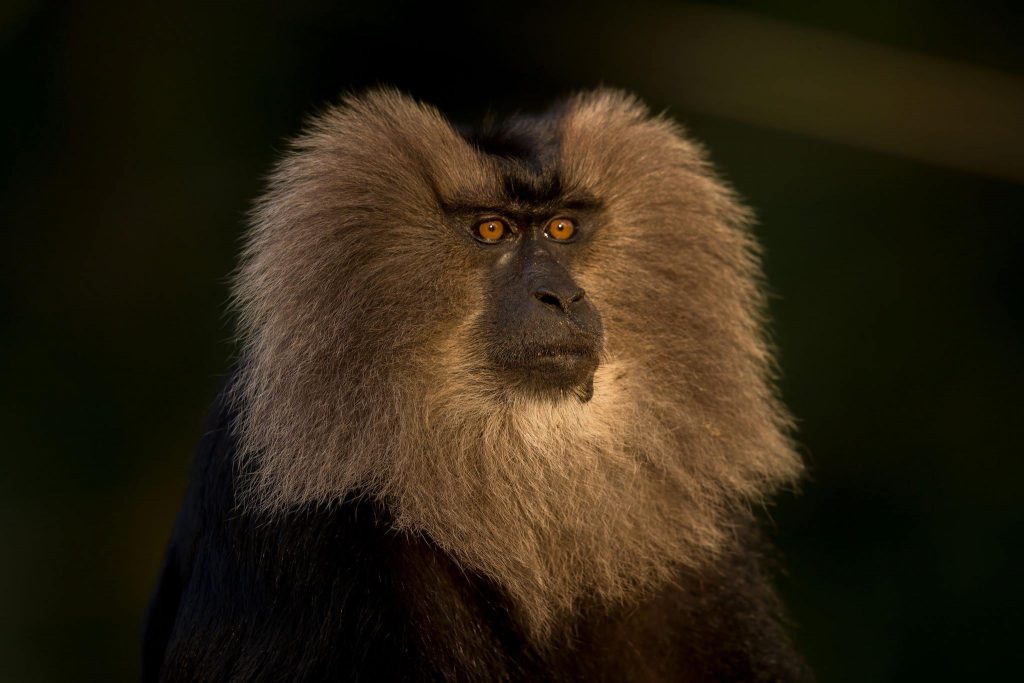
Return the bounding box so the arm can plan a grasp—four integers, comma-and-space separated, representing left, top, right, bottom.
495, 342, 601, 397
533, 343, 595, 360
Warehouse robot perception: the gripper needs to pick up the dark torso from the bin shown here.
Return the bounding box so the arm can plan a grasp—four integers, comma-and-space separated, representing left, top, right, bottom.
143, 396, 810, 682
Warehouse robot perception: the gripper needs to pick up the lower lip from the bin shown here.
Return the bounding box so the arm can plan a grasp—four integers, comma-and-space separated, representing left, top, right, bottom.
520, 350, 598, 373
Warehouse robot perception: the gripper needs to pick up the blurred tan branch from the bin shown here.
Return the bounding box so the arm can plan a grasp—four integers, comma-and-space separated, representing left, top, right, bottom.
553, 2, 1024, 183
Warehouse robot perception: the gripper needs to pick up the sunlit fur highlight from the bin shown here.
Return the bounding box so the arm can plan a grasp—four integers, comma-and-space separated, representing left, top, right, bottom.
230, 88, 802, 634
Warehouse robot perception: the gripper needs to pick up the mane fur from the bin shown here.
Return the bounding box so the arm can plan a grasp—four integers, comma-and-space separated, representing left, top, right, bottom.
230, 88, 803, 635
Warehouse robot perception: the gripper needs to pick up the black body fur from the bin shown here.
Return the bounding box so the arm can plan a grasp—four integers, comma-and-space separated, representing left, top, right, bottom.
143, 384, 810, 682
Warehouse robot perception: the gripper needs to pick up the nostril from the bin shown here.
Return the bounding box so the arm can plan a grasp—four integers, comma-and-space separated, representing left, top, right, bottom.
534, 290, 564, 310
534, 287, 586, 312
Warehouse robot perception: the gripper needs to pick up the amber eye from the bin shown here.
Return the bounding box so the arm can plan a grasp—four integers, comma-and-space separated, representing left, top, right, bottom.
473, 218, 508, 243
545, 217, 576, 241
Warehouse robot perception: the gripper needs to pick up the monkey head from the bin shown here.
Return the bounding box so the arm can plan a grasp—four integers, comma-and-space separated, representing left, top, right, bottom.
230, 89, 801, 632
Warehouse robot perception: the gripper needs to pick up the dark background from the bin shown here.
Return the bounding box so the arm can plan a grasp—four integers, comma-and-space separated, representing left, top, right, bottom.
3, 1, 1022, 680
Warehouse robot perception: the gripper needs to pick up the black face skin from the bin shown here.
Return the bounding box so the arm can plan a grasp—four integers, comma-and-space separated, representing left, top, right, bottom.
471, 209, 603, 399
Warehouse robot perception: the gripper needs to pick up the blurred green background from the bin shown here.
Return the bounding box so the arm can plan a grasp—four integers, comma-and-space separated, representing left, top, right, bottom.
2, 1, 1022, 680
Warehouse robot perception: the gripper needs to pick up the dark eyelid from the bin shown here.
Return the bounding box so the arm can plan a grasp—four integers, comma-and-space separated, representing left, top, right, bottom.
479, 217, 509, 229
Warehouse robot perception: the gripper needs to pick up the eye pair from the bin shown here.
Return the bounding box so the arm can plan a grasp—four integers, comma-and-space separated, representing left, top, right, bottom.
472, 217, 577, 244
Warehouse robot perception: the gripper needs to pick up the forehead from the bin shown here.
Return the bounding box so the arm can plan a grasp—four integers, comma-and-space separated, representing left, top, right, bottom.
450, 113, 600, 217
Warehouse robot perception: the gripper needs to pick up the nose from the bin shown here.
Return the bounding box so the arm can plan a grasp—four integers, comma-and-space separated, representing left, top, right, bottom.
533, 285, 586, 314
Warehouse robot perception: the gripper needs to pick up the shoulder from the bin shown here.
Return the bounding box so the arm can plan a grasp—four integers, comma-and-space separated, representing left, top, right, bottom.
153, 379, 434, 681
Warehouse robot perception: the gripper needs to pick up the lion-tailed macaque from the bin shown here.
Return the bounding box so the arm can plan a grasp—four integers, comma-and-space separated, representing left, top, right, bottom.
143, 89, 810, 682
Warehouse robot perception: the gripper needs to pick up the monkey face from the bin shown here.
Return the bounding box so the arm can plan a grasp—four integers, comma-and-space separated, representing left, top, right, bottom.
455, 209, 604, 398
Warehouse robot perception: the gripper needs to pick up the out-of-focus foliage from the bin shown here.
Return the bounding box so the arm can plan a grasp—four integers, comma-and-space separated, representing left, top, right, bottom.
1, 1, 1021, 681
